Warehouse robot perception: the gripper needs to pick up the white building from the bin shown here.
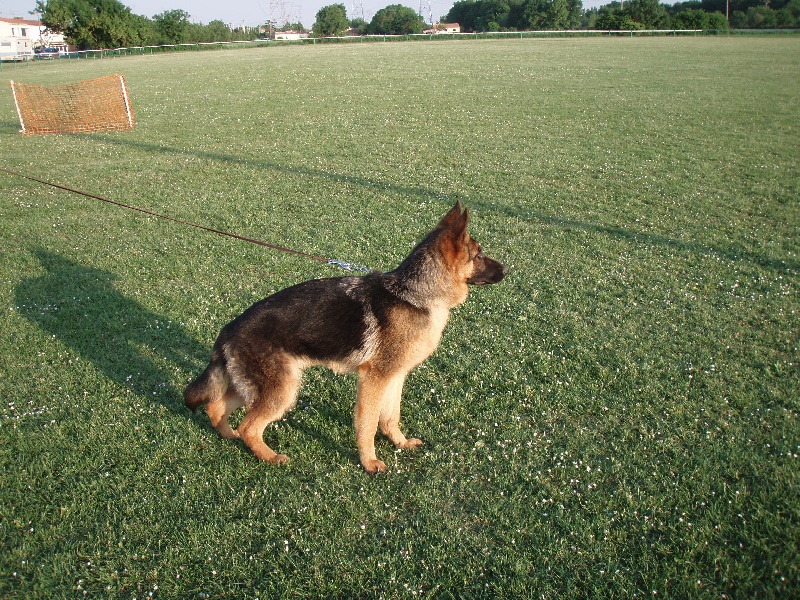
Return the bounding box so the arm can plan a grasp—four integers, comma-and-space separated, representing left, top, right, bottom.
436, 22, 461, 33
274, 31, 308, 40
0, 17, 67, 60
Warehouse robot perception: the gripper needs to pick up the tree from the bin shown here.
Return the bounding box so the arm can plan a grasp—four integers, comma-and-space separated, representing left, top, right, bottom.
128, 12, 155, 45
706, 11, 729, 29
624, 0, 670, 28
474, 0, 510, 30
674, 7, 709, 27
521, 0, 551, 28
350, 17, 369, 34
279, 21, 306, 32
446, 0, 514, 30
313, 3, 349, 36
35, 0, 265, 47
786, 0, 800, 20
369, 4, 425, 34
153, 9, 189, 44
36, 0, 144, 49
546, 0, 570, 28
666, 0, 796, 28
186, 19, 235, 42
744, 5, 778, 26
206, 19, 235, 40
445, 0, 482, 31
446, 0, 582, 31
518, 0, 582, 29
594, 3, 642, 28
775, 4, 800, 26
564, 0, 584, 28
739, 0, 800, 27
730, 10, 748, 27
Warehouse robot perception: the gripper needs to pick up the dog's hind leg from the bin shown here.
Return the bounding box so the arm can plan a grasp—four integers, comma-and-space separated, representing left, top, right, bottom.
207, 390, 245, 440
236, 358, 301, 466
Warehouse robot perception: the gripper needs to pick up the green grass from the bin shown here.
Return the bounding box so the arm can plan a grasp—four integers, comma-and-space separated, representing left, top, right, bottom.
1, 37, 798, 598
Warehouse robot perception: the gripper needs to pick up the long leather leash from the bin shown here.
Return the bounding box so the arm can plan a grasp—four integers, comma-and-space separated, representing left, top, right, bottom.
1, 167, 371, 272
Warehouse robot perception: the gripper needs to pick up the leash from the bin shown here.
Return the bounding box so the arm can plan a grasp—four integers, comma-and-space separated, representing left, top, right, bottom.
1, 167, 372, 273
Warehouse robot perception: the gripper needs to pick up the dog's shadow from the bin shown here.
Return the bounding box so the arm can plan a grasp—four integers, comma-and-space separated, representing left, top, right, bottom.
15, 249, 359, 462
14, 249, 207, 416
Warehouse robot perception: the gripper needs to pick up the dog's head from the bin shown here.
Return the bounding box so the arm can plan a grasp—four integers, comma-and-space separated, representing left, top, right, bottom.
436, 201, 508, 303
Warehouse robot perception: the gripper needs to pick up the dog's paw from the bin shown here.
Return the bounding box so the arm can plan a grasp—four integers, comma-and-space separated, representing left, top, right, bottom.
362, 458, 387, 474
401, 438, 424, 450
268, 453, 290, 466
220, 428, 240, 440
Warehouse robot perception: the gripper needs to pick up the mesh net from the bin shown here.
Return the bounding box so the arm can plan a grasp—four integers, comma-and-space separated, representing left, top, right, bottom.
10, 74, 135, 135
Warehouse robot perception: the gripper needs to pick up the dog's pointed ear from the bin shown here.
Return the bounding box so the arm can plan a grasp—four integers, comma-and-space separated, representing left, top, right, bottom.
454, 207, 470, 241
438, 200, 467, 232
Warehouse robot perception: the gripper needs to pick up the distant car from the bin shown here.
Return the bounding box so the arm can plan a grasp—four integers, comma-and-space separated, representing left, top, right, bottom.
34, 47, 59, 59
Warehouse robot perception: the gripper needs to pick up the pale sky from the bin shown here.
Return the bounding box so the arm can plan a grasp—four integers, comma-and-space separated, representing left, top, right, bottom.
2, 0, 608, 31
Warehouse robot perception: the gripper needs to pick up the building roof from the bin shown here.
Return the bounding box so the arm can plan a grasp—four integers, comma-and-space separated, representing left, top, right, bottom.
0, 17, 43, 26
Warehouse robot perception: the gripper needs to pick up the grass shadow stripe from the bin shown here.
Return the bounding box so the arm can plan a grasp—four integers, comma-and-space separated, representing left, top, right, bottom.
14, 248, 208, 416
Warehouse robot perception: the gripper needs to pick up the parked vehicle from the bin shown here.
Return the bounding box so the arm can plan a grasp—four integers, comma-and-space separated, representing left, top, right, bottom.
34, 47, 59, 59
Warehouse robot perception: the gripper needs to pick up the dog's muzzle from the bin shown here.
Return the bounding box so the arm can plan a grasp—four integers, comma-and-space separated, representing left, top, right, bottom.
468, 257, 508, 285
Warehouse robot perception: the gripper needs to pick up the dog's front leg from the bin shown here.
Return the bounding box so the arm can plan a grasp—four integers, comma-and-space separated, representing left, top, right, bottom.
354, 366, 397, 474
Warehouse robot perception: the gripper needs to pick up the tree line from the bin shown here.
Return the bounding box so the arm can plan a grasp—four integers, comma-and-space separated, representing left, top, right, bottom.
444, 0, 800, 31
313, 3, 427, 35
34, 0, 800, 51
311, 0, 800, 34
34, 0, 256, 50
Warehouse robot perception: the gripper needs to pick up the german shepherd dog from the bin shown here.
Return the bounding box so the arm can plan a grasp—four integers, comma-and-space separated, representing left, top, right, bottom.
185, 202, 507, 473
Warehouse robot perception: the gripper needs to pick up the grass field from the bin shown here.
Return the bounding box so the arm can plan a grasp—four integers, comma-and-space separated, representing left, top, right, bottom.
1, 37, 798, 598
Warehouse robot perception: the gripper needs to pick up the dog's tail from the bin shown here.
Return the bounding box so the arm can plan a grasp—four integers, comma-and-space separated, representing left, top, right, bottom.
184, 351, 228, 412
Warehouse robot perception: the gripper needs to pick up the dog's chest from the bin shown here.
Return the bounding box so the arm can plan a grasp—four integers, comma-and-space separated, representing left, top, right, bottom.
406, 303, 450, 365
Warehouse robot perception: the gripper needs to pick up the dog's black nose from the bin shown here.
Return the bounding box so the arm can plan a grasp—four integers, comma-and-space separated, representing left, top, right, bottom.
487, 262, 508, 284
495, 265, 509, 283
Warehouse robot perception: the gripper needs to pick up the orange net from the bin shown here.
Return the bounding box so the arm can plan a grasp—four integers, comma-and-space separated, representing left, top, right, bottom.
10, 74, 135, 135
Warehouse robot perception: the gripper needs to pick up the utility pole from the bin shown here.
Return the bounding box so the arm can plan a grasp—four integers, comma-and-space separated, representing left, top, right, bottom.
419, 0, 431, 28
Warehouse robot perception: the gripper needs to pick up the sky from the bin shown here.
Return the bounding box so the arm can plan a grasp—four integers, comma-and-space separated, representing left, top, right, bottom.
2, 0, 609, 31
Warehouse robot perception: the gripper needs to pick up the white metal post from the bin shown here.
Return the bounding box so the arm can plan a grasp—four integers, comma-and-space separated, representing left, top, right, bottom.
9, 81, 26, 134
119, 75, 133, 128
